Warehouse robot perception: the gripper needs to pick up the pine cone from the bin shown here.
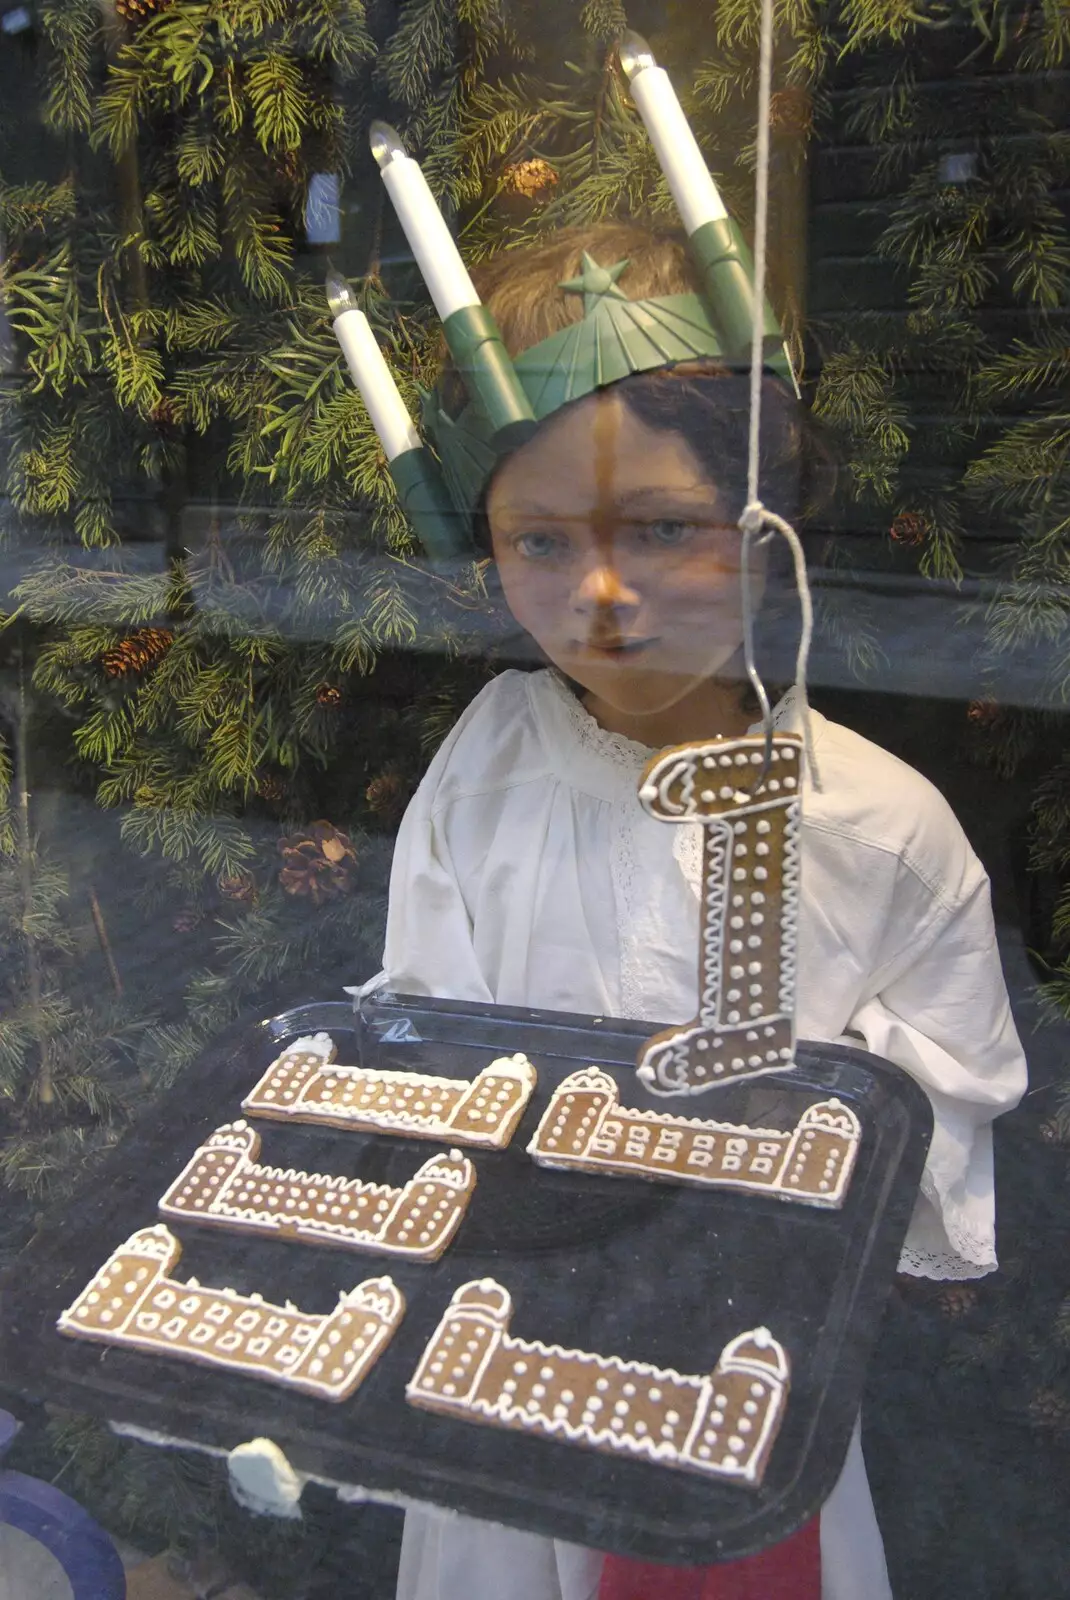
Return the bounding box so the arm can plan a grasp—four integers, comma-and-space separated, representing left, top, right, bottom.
256, 772, 287, 803
115, 0, 172, 21
890, 510, 928, 547
150, 395, 178, 428
1028, 1388, 1070, 1433
503, 158, 559, 200
1039, 1117, 1068, 1146
278, 821, 358, 905
172, 907, 204, 934
218, 871, 257, 904
936, 1284, 979, 1318
315, 683, 343, 708
365, 769, 407, 825
769, 88, 813, 137
967, 698, 1000, 727
101, 627, 174, 678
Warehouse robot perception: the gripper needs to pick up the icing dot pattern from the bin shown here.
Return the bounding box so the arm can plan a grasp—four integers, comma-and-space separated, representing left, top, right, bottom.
407, 1278, 790, 1488
159, 1125, 477, 1261
241, 1041, 536, 1150
57, 1225, 403, 1402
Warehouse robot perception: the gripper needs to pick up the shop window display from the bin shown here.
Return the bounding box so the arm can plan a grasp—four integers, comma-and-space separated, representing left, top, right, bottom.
0, 5, 1067, 1600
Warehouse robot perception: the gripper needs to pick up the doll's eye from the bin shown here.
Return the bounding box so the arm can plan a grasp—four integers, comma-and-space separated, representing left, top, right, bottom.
514, 531, 567, 561
641, 519, 693, 547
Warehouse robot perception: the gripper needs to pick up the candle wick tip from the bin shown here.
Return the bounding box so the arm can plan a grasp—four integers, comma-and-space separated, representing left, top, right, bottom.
618, 30, 656, 79
326, 273, 357, 317
370, 120, 406, 168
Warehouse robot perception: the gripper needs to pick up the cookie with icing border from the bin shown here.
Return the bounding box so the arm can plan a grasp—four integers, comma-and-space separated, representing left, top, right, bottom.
407, 1278, 789, 1487
242, 1032, 536, 1149
528, 1069, 860, 1207
58, 1224, 403, 1402
159, 1122, 476, 1260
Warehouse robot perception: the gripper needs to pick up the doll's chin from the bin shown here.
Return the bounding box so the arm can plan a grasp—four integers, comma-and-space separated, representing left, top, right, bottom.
573, 667, 726, 719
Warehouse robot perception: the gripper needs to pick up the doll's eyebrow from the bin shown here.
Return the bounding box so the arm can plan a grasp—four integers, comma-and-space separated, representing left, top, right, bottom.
508, 486, 716, 522
611, 485, 713, 511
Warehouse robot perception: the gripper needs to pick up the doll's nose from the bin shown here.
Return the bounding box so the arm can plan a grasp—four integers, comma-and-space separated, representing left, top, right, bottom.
572, 563, 640, 615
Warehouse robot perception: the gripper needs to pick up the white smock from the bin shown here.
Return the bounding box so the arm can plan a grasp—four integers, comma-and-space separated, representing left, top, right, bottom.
380, 668, 1027, 1600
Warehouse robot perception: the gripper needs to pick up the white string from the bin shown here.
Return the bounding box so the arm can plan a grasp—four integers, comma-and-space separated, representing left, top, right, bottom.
746, 0, 775, 510
738, 0, 822, 791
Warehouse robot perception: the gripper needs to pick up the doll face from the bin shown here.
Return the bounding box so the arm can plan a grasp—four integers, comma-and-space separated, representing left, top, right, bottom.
486, 389, 763, 721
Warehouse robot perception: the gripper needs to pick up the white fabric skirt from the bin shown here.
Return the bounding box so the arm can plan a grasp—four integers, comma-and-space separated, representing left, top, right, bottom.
395, 1419, 891, 1600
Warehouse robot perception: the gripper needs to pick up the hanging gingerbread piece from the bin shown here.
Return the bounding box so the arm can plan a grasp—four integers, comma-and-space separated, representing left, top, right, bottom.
636, 732, 802, 1096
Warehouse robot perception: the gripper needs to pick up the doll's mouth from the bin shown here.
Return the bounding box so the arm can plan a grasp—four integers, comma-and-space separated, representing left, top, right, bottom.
581, 636, 659, 657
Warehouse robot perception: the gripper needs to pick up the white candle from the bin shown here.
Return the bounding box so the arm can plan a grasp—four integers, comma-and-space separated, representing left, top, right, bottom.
619, 32, 728, 237
326, 275, 421, 462
370, 122, 479, 320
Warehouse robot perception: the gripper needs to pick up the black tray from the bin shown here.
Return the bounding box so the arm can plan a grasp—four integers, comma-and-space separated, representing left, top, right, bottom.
0, 993, 932, 1564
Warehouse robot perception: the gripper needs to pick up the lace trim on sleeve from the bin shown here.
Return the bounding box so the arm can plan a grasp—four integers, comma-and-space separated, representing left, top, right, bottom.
898, 1245, 996, 1281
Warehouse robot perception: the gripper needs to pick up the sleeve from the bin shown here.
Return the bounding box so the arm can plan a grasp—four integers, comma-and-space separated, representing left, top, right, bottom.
369, 674, 527, 1005
847, 867, 1027, 1280
378, 775, 493, 1005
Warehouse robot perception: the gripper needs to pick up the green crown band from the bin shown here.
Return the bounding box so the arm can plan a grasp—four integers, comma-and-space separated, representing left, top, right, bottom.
421, 250, 794, 544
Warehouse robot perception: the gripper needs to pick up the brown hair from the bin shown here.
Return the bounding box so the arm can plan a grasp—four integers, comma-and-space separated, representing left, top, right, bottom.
437, 221, 827, 545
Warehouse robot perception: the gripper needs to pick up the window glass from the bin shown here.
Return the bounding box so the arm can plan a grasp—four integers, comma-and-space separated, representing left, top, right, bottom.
0, 6, 1066, 1598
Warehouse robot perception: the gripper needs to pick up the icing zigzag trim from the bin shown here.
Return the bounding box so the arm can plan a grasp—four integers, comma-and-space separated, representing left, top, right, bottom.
242, 1033, 536, 1149
407, 1279, 789, 1486
159, 1121, 475, 1260
527, 1070, 860, 1208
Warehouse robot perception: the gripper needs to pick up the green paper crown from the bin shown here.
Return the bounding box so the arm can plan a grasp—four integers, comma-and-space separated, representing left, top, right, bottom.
421, 252, 757, 532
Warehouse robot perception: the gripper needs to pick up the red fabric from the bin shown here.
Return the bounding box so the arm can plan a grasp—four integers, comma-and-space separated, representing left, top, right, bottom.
597, 1515, 821, 1600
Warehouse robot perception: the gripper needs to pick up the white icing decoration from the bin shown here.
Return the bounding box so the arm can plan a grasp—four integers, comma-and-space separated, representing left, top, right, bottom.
158, 1125, 475, 1261
242, 1043, 535, 1150
407, 1280, 789, 1488
529, 1073, 859, 1208
228, 1437, 305, 1520
635, 734, 803, 1096
57, 1226, 404, 1402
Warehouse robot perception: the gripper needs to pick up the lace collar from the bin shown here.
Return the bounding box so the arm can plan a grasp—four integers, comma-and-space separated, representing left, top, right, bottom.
528, 671, 651, 801
527, 670, 819, 803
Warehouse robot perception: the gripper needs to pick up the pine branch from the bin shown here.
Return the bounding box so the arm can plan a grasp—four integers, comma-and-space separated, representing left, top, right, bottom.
974, 330, 1070, 401
38, 0, 99, 136
0, 178, 77, 236
245, 51, 313, 152
381, 0, 457, 111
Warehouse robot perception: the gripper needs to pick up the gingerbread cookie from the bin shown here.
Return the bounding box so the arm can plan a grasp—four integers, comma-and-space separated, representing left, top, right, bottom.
407, 1279, 788, 1485
528, 1071, 859, 1208
242, 1033, 536, 1149
58, 1224, 403, 1401
159, 1122, 476, 1261
636, 734, 802, 1095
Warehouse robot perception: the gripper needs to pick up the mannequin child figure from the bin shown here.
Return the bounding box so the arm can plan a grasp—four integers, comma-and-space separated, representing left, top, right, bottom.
375, 222, 1027, 1600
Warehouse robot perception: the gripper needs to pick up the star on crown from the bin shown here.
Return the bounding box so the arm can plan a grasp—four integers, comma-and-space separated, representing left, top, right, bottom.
559, 252, 631, 313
